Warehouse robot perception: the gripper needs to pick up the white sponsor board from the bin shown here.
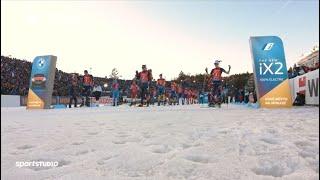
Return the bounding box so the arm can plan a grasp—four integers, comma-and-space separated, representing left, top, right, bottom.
1, 95, 21, 107
289, 69, 319, 105
305, 70, 319, 105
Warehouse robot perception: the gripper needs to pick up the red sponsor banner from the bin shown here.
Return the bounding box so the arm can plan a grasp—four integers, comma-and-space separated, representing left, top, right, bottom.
298, 76, 306, 94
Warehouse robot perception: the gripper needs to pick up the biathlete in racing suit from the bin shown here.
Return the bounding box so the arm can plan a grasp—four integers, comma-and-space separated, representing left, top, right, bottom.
136, 65, 153, 107
177, 85, 184, 105
80, 70, 94, 107
208, 60, 231, 107
156, 74, 166, 106
170, 82, 178, 105
130, 80, 139, 106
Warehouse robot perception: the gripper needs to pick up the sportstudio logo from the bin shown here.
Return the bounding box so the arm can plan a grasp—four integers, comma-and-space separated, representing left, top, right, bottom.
37, 58, 46, 69
263, 43, 274, 51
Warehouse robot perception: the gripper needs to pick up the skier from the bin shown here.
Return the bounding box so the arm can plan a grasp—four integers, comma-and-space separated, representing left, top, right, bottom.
111, 79, 120, 106
165, 87, 171, 105
152, 87, 157, 105
199, 90, 204, 104
147, 86, 154, 106
68, 74, 80, 108
208, 60, 231, 107
177, 84, 184, 105
184, 88, 189, 105
80, 70, 94, 107
170, 82, 178, 105
192, 89, 198, 104
130, 80, 139, 106
156, 74, 166, 106
187, 88, 193, 104
136, 65, 153, 107
221, 85, 229, 104
145, 69, 154, 106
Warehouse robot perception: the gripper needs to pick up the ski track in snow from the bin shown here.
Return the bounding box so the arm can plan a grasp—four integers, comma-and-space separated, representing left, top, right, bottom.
1, 104, 319, 180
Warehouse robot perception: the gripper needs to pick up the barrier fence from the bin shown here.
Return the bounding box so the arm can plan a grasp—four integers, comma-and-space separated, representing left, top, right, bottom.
20, 96, 113, 106
289, 69, 319, 105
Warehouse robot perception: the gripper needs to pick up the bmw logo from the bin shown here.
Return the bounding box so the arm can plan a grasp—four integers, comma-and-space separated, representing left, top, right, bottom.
37, 58, 45, 68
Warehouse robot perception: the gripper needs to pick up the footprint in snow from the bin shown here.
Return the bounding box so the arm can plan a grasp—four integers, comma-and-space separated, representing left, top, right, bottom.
112, 140, 126, 144
116, 134, 130, 138
184, 154, 211, 164
151, 145, 171, 154
88, 132, 99, 135
97, 156, 113, 165
71, 142, 84, 145
75, 150, 89, 156
251, 158, 299, 177
17, 145, 34, 150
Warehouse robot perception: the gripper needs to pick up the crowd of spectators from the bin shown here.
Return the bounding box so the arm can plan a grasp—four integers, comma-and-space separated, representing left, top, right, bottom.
1, 56, 111, 96
288, 62, 319, 79
1, 56, 31, 95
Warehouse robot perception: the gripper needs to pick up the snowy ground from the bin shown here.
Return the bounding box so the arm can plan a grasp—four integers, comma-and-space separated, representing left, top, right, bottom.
1, 104, 319, 180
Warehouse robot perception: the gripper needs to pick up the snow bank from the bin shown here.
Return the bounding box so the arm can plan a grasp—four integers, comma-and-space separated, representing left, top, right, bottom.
1, 104, 319, 179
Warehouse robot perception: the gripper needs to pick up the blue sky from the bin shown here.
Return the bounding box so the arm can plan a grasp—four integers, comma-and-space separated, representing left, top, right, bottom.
1, 0, 319, 79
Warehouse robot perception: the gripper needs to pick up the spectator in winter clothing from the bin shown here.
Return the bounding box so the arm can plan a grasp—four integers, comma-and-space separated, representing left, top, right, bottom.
92, 83, 102, 101
293, 92, 305, 106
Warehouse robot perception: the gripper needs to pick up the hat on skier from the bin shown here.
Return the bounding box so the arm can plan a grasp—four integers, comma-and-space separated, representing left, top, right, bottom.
214, 60, 221, 65
142, 65, 146, 68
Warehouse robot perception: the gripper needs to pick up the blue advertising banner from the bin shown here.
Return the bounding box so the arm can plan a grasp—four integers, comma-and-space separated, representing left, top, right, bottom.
249, 36, 292, 108
27, 55, 57, 109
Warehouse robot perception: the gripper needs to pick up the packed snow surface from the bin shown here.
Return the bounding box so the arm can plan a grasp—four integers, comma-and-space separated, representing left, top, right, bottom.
1, 104, 319, 180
